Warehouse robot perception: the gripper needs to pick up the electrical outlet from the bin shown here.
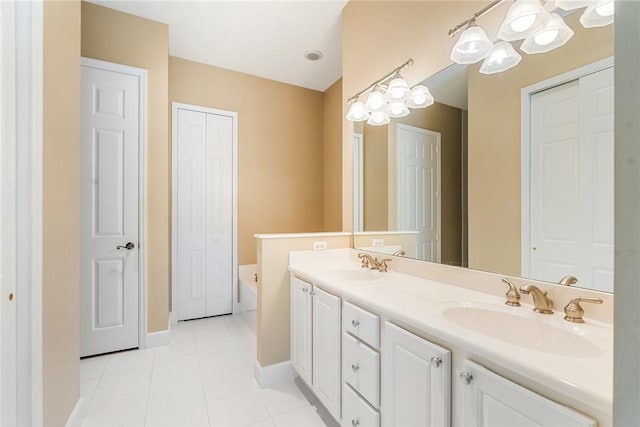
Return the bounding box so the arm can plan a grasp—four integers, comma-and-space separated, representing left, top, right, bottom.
313, 241, 327, 250
372, 238, 384, 247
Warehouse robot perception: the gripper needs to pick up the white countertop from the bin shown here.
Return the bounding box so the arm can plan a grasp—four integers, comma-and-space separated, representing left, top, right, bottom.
288, 259, 613, 417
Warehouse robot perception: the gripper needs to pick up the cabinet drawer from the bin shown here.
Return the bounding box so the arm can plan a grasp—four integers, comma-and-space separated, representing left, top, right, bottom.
342, 383, 379, 427
343, 302, 380, 349
343, 333, 380, 408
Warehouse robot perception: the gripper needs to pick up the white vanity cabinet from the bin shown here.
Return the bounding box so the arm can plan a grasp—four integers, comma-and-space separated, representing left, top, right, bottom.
312, 286, 342, 421
382, 322, 451, 427
290, 275, 342, 422
341, 301, 381, 427
290, 275, 313, 385
461, 360, 596, 427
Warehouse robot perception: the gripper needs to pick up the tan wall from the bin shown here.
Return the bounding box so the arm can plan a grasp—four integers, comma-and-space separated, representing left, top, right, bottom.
323, 78, 343, 232
256, 234, 351, 366
363, 124, 388, 230
43, 1, 81, 425
169, 57, 326, 266
467, 12, 613, 275
342, 1, 507, 230
81, 2, 170, 332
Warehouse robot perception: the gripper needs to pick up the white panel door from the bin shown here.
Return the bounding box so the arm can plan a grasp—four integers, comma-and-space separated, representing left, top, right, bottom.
579, 67, 614, 292
312, 287, 342, 422
382, 322, 451, 427
529, 67, 614, 290
397, 124, 441, 262
205, 114, 233, 316
176, 108, 234, 320
176, 109, 208, 320
80, 65, 139, 357
461, 360, 596, 427
530, 81, 581, 283
290, 276, 312, 385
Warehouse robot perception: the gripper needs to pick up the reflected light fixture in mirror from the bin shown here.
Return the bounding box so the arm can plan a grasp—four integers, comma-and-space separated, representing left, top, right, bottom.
555, 0, 592, 10
346, 101, 369, 122
406, 85, 434, 108
480, 41, 522, 74
521, 13, 574, 54
450, 20, 493, 64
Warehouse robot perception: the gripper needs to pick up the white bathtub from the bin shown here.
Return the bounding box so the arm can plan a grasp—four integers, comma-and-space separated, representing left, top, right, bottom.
238, 264, 257, 334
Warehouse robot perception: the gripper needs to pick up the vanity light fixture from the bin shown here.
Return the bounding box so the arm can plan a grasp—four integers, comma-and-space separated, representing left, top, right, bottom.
554, 0, 592, 11
450, 19, 493, 65
497, 0, 550, 41
345, 101, 370, 122
580, 0, 614, 28
346, 58, 435, 125
479, 41, 522, 74
521, 13, 574, 54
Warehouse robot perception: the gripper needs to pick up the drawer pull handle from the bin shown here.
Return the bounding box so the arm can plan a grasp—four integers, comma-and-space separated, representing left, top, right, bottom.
430, 356, 442, 368
352, 420, 360, 427
309, 290, 315, 296
351, 320, 360, 327
302, 288, 308, 293
460, 371, 473, 385
351, 364, 360, 372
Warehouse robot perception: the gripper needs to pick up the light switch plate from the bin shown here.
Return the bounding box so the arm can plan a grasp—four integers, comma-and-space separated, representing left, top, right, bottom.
372, 238, 384, 247
313, 241, 327, 250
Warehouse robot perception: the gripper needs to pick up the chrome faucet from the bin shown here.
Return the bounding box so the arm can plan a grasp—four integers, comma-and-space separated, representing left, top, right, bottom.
358, 253, 379, 270
519, 284, 554, 314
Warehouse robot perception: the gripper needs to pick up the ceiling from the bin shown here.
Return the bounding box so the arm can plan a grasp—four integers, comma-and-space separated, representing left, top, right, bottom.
89, 0, 348, 92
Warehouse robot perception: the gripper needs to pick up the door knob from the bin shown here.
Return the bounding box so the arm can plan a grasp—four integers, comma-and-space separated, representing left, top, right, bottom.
116, 242, 135, 250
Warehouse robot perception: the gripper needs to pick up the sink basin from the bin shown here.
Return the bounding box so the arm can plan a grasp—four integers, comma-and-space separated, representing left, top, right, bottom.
324, 268, 381, 281
441, 304, 602, 358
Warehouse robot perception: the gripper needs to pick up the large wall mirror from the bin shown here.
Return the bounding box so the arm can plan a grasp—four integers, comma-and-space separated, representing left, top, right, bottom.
353, 11, 614, 293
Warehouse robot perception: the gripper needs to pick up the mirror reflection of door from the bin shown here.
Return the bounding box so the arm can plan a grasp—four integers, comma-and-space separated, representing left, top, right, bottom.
353, 133, 364, 232
397, 124, 441, 262
527, 66, 614, 292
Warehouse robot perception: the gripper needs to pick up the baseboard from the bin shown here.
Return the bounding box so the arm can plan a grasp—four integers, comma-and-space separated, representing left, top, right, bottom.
145, 322, 171, 348
254, 360, 296, 388
64, 397, 87, 427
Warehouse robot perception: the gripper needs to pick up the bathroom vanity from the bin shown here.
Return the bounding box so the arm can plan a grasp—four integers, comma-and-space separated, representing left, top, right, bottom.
288, 249, 611, 427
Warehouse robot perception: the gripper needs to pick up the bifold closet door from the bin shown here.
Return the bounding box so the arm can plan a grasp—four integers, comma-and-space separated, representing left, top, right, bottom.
176, 108, 233, 321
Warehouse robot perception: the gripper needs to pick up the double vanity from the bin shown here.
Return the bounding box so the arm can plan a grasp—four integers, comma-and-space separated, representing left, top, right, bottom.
288, 248, 612, 427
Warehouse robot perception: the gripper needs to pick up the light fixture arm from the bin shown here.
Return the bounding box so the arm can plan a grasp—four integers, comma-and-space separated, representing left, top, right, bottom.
347, 58, 414, 104
449, 0, 505, 37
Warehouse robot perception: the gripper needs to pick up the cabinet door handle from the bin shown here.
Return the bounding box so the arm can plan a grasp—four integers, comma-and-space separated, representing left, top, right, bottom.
351, 319, 360, 327
460, 371, 473, 385
351, 364, 359, 372
351, 420, 360, 427
302, 288, 308, 293
309, 290, 315, 296
430, 356, 442, 368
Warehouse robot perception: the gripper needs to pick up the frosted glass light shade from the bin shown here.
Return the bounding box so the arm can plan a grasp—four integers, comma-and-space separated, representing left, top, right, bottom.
497, 0, 550, 41
521, 13, 574, 54
387, 101, 410, 118
554, 0, 591, 11
367, 111, 390, 126
346, 101, 370, 122
480, 42, 522, 74
386, 73, 411, 101
406, 85, 434, 109
580, 0, 614, 28
365, 86, 386, 112
450, 25, 493, 65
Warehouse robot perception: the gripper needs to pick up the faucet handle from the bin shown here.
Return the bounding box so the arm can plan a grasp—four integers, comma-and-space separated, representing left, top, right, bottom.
564, 297, 603, 323
378, 258, 392, 272
501, 278, 521, 307
358, 253, 371, 268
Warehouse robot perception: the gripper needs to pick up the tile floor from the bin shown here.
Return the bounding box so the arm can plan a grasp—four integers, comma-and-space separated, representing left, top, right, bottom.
80, 314, 338, 427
